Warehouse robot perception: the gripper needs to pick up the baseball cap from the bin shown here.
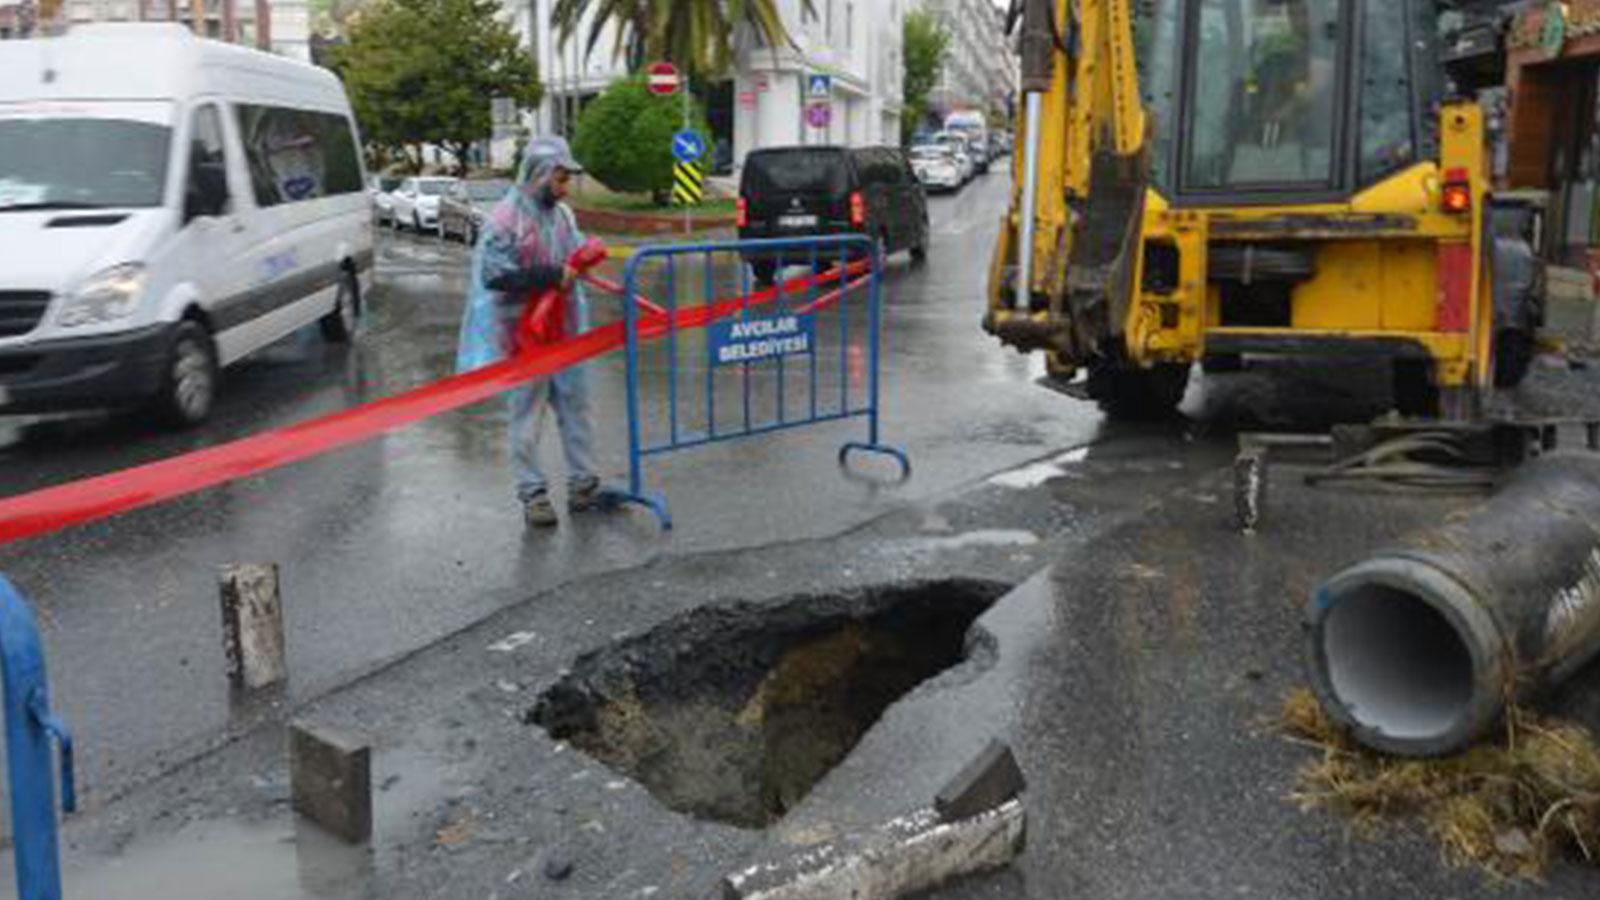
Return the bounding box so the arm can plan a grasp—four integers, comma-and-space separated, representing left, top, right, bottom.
524, 136, 585, 175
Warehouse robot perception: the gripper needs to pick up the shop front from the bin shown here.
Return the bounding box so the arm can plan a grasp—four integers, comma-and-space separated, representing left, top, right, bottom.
1507, 1, 1600, 267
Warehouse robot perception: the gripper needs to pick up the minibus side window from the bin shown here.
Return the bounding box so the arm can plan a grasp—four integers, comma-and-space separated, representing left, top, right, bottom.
184, 104, 232, 222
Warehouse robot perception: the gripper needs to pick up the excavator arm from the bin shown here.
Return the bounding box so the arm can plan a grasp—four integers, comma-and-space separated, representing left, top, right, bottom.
986, 0, 1151, 364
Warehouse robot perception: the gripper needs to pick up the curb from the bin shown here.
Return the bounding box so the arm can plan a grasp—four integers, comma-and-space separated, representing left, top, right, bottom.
575, 205, 737, 235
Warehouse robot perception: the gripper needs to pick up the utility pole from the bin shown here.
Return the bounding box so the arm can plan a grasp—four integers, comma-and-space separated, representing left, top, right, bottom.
254, 0, 269, 50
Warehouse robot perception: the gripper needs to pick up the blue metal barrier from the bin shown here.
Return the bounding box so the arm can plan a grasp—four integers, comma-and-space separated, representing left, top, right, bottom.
614, 235, 911, 528
2, 576, 74, 900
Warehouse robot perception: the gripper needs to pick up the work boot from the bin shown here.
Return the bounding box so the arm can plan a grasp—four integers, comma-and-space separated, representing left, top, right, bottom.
568, 476, 602, 512
523, 491, 558, 528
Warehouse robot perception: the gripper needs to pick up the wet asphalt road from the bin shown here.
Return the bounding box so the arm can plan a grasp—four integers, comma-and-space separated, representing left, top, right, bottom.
9, 173, 1600, 897
0, 172, 1110, 806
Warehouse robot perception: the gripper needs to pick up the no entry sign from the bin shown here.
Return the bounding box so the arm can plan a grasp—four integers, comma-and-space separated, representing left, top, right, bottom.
647, 62, 681, 96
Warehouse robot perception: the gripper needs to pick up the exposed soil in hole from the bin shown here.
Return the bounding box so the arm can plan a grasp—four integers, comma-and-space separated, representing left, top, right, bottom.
527, 579, 1010, 829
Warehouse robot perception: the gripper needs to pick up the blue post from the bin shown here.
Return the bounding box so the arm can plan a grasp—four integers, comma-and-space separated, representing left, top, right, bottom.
838, 240, 912, 478
1, 575, 75, 900
623, 255, 644, 499
666, 255, 679, 447
606, 255, 672, 528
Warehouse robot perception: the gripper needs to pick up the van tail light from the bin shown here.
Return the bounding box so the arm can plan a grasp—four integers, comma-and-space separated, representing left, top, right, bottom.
736, 197, 748, 228
1442, 167, 1473, 215
850, 191, 866, 228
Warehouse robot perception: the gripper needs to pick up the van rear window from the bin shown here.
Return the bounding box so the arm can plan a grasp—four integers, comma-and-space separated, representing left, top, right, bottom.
743, 150, 849, 195
235, 104, 364, 208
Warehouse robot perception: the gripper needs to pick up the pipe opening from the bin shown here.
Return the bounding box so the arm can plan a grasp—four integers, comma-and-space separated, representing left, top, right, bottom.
1321, 586, 1475, 742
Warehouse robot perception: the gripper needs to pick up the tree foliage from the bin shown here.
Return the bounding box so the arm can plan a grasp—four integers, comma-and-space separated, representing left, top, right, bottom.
329, 0, 540, 173
551, 0, 814, 79
902, 10, 951, 144
572, 77, 709, 203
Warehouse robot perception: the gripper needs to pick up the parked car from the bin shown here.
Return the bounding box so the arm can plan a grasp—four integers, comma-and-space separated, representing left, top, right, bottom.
737, 145, 929, 286
933, 132, 976, 182
369, 175, 401, 226
909, 145, 962, 194
391, 176, 457, 232
0, 23, 372, 427
438, 179, 507, 244
952, 147, 975, 183
965, 135, 991, 174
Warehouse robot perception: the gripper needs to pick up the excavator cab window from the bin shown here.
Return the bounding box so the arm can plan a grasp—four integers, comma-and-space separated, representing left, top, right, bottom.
1186, 0, 1342, 191
1133, 0, 1441, 202
1135, 0, 1183, 192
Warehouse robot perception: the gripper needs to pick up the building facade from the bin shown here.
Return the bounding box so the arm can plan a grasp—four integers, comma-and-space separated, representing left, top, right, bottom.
0, 0, 309, 58
516, 0, 910, 174
920, 0, 1017, 124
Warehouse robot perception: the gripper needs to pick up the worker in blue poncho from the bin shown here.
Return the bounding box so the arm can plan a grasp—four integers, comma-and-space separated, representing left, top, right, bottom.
456, 137, 599, 528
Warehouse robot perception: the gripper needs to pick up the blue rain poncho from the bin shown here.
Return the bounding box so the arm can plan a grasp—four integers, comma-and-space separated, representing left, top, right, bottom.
455, 144, 589, 373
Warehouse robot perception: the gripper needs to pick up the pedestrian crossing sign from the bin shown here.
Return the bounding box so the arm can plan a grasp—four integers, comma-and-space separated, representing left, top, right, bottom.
808, 74, 832, 99
672, 160, 705, 206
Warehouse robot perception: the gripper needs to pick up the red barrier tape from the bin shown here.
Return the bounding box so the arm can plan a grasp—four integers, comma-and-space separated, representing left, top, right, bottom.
0, 259, 871, 545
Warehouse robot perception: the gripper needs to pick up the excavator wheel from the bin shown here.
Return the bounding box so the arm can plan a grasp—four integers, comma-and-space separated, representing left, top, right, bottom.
1086, 357, 1190, 420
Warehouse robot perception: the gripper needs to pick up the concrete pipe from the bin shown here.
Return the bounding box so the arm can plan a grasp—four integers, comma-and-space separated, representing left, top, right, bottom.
1306, 453, 1600, 757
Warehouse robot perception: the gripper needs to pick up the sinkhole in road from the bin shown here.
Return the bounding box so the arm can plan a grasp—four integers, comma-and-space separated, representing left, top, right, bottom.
527, 579, 1010, 829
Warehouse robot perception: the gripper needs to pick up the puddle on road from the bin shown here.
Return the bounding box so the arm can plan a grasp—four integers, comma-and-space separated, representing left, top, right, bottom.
60, 817, 370, 900
528, 579, 1009, 829
988, 447, 1091, 489
17, 743, 460, 900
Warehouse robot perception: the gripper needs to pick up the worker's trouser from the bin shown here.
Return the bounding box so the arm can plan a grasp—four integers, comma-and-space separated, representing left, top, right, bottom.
507, 365, 598, 502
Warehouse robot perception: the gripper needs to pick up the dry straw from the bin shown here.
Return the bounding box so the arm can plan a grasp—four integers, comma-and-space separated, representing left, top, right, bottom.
1280, 688, 1600, 879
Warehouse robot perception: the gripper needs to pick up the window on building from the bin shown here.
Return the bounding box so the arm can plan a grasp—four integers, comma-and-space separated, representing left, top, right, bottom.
234, 104, 363, 208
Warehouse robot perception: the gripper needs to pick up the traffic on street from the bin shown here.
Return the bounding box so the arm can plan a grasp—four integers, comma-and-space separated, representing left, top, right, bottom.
4, 3, 1600, 900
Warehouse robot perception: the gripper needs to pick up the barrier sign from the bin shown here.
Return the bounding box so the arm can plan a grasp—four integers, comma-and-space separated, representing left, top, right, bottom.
709, 314, 816, 366
672, 161, 705, 206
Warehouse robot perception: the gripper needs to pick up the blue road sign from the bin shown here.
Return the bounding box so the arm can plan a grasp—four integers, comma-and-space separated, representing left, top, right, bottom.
808, 74, 832, 98
672, 130, 706, 164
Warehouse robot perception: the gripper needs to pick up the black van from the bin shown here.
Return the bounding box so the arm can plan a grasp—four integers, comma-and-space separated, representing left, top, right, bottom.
737, 146, 930, 285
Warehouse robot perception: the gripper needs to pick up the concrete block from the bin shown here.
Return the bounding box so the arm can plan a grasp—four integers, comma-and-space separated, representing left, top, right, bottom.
290, 722, 371, 844
719, 800, 1025, 900
934, 740, 1026, 823
219, 563, 286, 690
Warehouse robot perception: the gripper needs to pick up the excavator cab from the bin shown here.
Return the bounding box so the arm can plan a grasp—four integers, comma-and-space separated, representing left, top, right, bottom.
987, 0, 1531, 419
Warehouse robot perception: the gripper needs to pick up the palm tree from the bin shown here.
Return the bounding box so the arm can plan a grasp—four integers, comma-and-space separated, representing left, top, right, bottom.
551, 0, 815, 78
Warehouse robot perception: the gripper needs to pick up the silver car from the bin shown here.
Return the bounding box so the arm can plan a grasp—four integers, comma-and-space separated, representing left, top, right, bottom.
910, 145, 962, 193
437, 179, 509, 244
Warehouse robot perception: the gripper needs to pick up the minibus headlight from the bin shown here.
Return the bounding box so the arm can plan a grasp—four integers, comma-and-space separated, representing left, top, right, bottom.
59, 263, 147, 327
